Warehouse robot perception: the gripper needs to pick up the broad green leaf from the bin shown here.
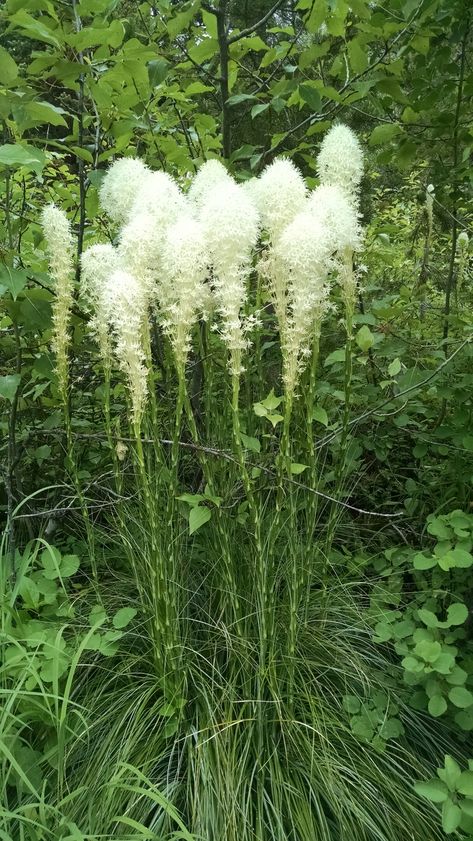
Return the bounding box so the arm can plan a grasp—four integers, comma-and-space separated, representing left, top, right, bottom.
446, 602, 468, 626
413, 553, 436, 570
0, 143, 46, 174
226, 93, 258, 106
324, 348, 346, 366
442, 798, 461, 834
251, 103, 269, 119
0, 374, 21, 401
0, 46, 19, 84
388, 357, 401, 376
24, 100, 68, 127
290, 463, 308, 475
189, 506, 211, 535
442, 755, 462, 791
417, 608, 438, 628
0, 266, 28, 299
356, 325, 375, 352
9, 10, 62, 48
369, 124, 402, 146
312, 406, 328, 426
148, 59, 169, 87
448, 687, 473, 709
414, 779, 448, 802
458, 772, 473, 796
240, 433, 260, 453
112, 607, 137, 629
428, 695, 447, 717
347, 38, 368, 73
298, 84, 321, 112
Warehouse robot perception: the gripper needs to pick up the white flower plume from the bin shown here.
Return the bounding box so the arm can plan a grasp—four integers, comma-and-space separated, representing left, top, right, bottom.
41, 204, 75, 397
307, 184, 362, 253
253, 158, 307, 243
159, 216, 209, 368
105, 269, 148, 429
118, 211, 164, 305
131, 171, 187, 225
199, 181, 259, 375
188, 159, 234, 209
99, 157, 150, 225
316, 123, 363, 197
81, 243, 119, 365
274, 214, 333, 394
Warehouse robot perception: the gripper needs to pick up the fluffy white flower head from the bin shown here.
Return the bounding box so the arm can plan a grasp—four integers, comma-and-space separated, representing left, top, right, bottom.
200, 181, 259, 374
458, 231, 469, 249
99, 158, 150, 225
188, 159, 234, 209
41, 204, 75, 396
317, 123, 363, 197
81, 244, 119, 363
131, 171, 187, 225
159, 215, 209, 367
200, 180, 259, 276
118, 211, 165, 304
253, 158, 307, 243
106, 269, 148, 429
308, 184, 362, 253
81, 243, 119, 306
274, 213, 333, 393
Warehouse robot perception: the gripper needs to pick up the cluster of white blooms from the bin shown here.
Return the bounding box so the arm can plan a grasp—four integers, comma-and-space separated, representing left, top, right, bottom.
99, 157, 150, 225
188, 159, 233, 209
316, 123, 364, 198
160, 214, 209, 369
43, 122, 365, 425
81, 243, 119, 366
274, 216, 333, 394
307, 184, 361, 254
199, 179, 259, 376
456, 230, 470, 295
251, 158, 307, 244
41, 204, 75, 398
105, 270, 148, 429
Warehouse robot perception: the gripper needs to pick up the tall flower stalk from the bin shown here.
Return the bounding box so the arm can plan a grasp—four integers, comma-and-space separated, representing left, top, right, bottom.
42, 205, 97, 576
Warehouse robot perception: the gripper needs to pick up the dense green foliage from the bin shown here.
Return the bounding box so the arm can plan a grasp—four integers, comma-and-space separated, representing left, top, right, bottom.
1, 1, 473, 840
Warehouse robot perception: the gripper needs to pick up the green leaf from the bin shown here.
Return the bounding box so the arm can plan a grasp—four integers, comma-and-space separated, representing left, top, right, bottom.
290, 463, 308, 475
189, 506, 211, 535
369, 124, 402, 146
312, 406, 328, 426
0, 143, 46, 174
460, 800, 473, 818
148, 59, 169, 87
112, 607, 137, 629
442, 798, 461, 834
240, 432, 261, 453
24, 101, 68, 127
60, 555, 80, 578
0, 265, 28, 301
347, 38, 368, 73
428, 695, 447, 717
414, 780, 448, 802
418, 608, 438, 628
9, 10, 62, 48
446, 603, 468, 626
442, 756, 462, 791
356, 325, 375, 352
458, 773, 473, 797
388, 357, 401, 377
324, 348, 346, 366
0, 374, 21, 401
0, 46, 19, 85
226, 93, 258, 106
251, 103, 270, 119
448, 687, 473, 709
413, 553, 436, 570
298, 84, 321, 112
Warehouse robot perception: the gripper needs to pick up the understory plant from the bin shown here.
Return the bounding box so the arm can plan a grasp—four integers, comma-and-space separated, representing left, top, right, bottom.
6, 123, 468, 841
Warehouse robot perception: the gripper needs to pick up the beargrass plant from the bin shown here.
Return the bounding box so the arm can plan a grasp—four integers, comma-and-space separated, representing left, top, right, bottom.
32, 124, 460, 840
